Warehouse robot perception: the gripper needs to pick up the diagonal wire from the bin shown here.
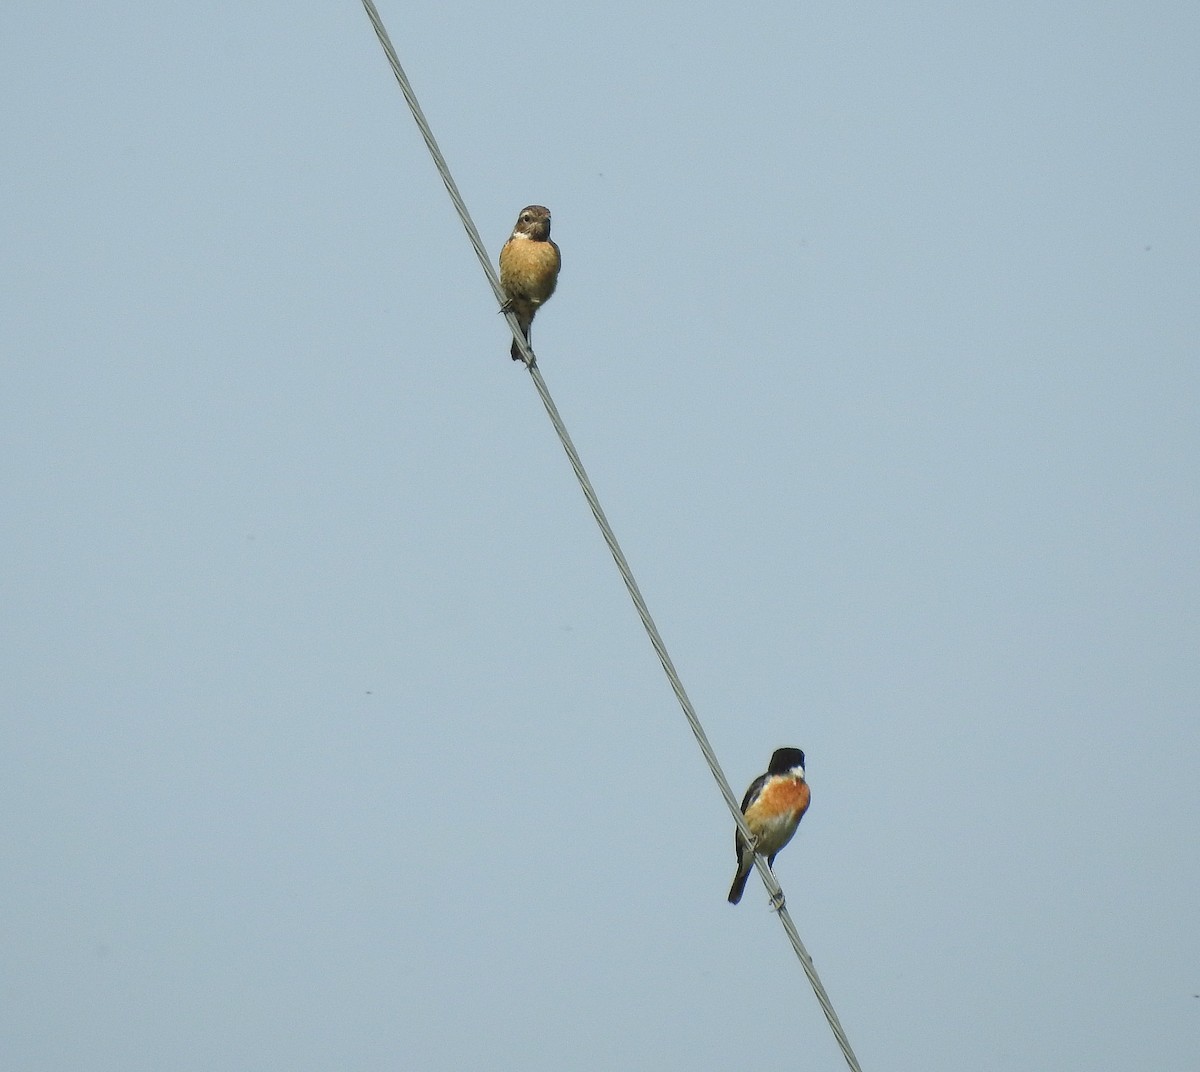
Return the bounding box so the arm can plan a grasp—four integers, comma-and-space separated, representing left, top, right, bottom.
527, 361, 862, 1072
357, 4, 862, 1069
358, 0, 535, 366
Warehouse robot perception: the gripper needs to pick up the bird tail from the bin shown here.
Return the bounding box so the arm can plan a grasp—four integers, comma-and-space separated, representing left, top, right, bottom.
509, 313, 532, 362
727, 862, 752, 905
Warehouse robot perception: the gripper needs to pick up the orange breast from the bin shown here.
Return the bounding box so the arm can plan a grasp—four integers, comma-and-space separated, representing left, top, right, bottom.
742, 775, 810, 857
754, 776, 810, 818
499, 238, 561, 304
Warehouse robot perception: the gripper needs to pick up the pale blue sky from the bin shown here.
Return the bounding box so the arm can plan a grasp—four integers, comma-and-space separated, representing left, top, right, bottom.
2, 3, 1197, 1070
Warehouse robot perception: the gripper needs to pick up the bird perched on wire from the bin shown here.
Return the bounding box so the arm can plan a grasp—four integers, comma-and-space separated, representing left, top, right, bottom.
499, 205, 561, 362
727, 747, 810, 906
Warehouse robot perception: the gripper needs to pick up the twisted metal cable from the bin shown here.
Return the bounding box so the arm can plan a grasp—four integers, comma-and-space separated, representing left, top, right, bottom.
358, 5, 862, 1068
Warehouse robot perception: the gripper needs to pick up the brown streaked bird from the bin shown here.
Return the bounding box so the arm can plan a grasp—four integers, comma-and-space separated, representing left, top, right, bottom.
499, 205, 561, 362
727, 747, 810, 906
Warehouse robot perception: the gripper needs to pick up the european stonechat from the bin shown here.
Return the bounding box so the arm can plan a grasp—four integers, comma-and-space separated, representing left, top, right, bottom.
498, 205, 561, 362
727, 747, 810, 905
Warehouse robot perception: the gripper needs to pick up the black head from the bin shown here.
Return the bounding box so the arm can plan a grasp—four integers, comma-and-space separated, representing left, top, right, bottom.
766, 747, 805, 776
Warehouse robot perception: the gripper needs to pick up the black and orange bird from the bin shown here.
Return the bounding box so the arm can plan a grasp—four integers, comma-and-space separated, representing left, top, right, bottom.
498, 205, 561, 362
727, 747, 810, 905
